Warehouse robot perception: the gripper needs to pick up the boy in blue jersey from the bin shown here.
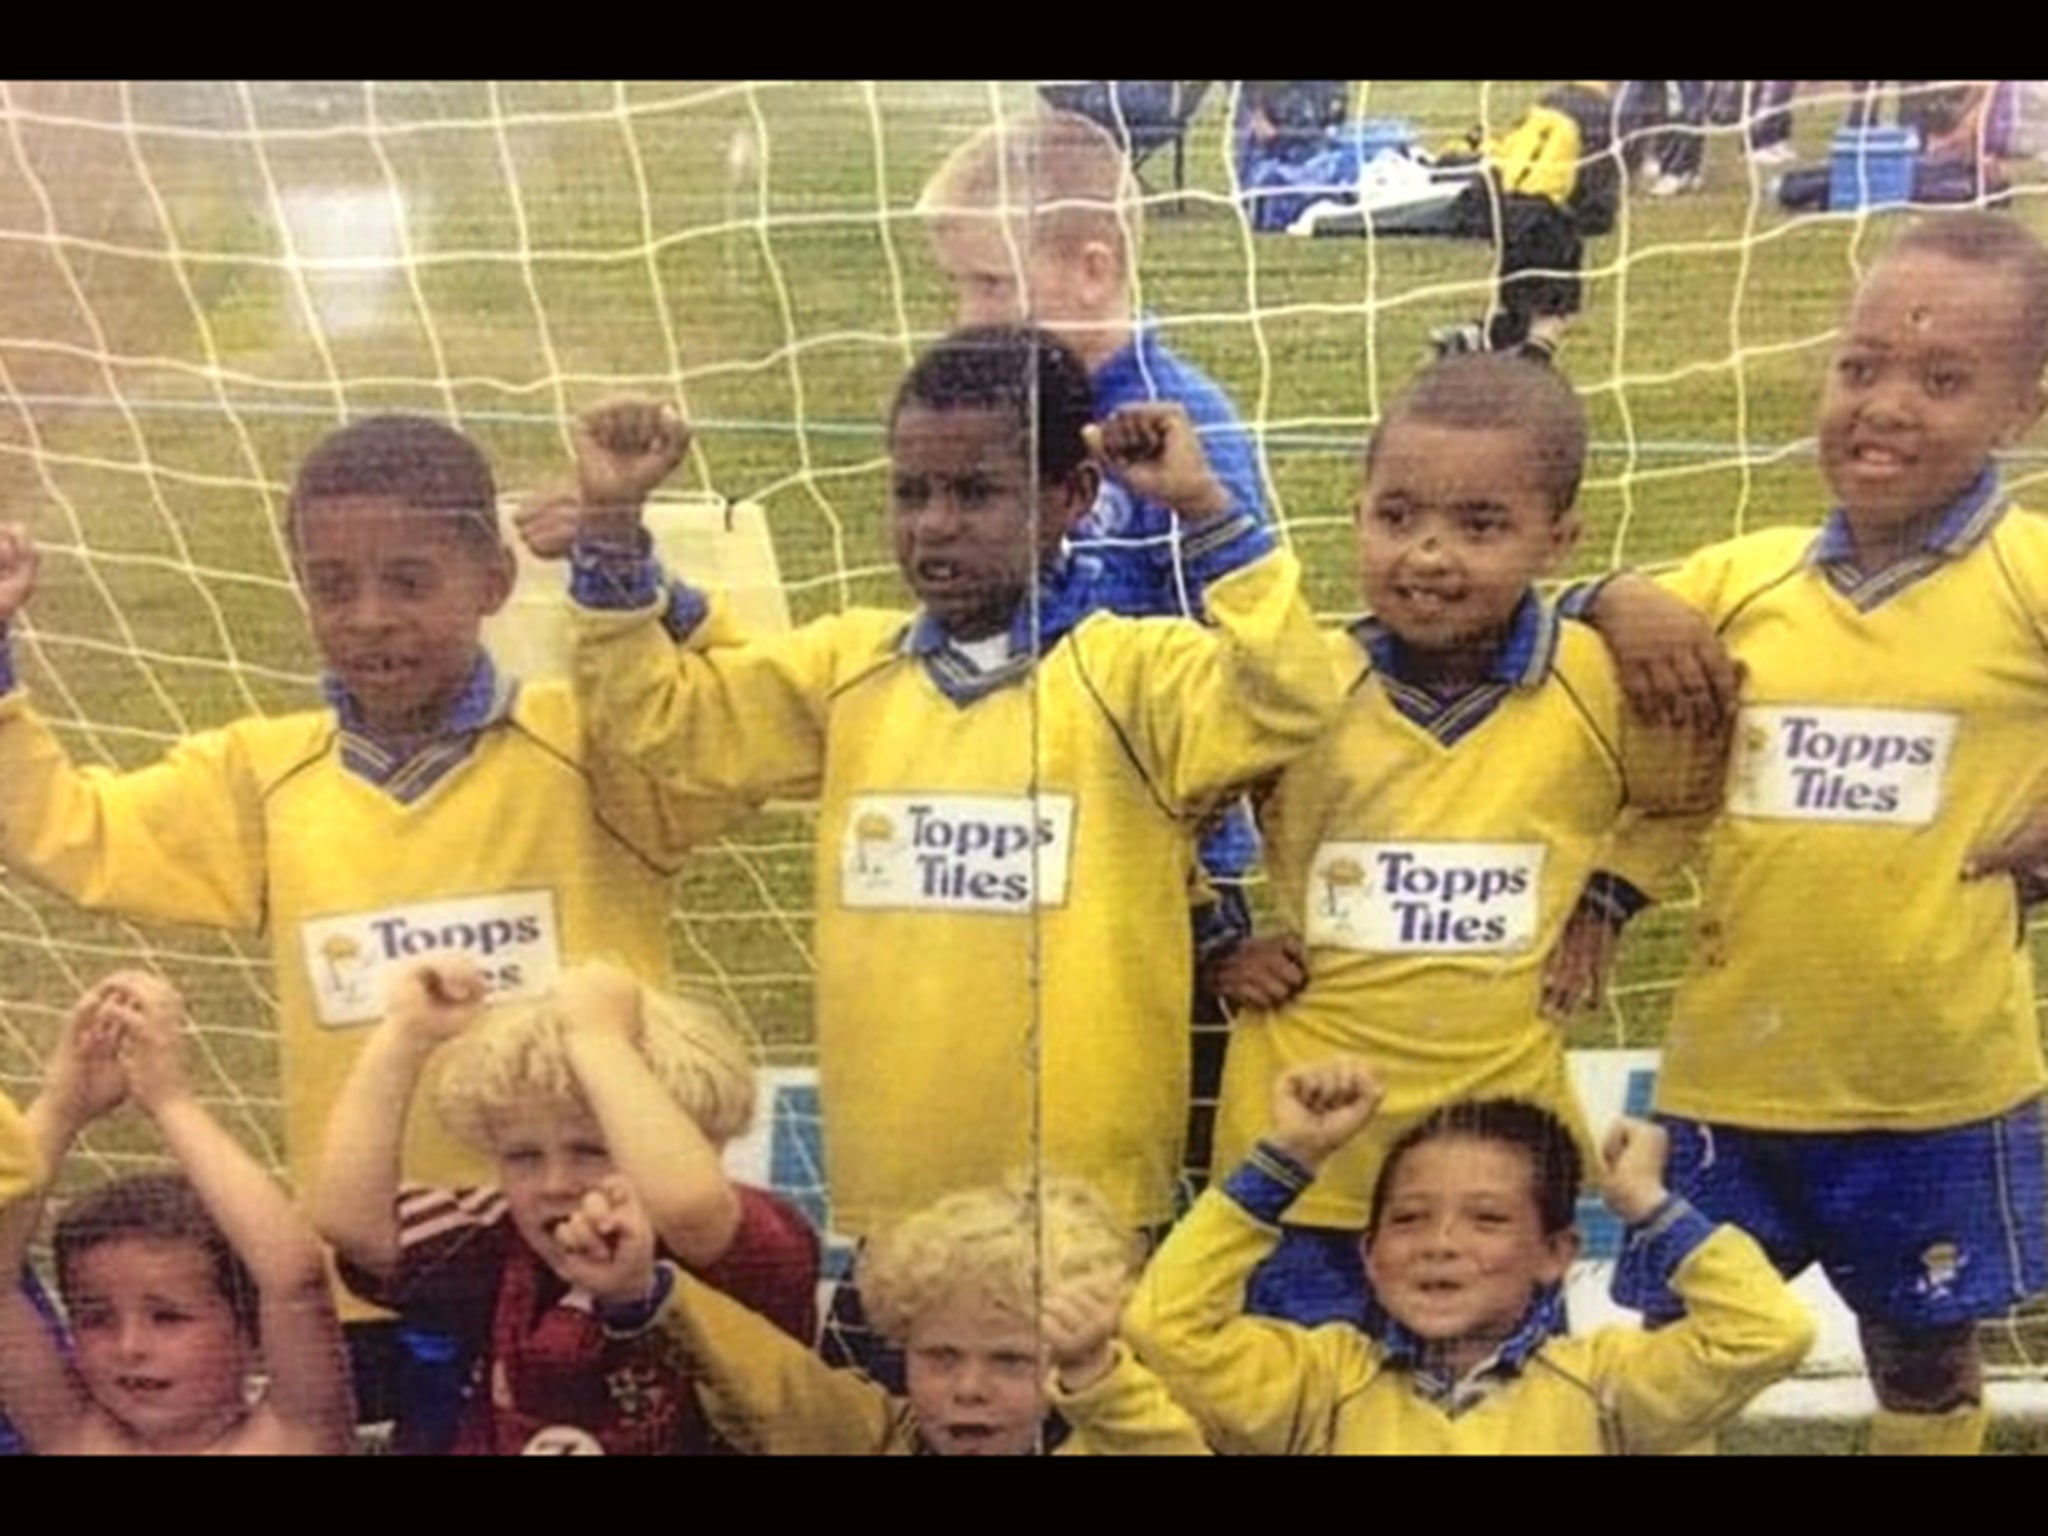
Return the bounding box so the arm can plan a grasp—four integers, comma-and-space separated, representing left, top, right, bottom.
920, 108, 1277, 1181
1578, 210, 2048, 1454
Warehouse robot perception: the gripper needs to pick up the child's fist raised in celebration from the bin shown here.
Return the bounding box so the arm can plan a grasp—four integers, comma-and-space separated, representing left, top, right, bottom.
97, 971, 193, 1114
385, 955, 489, 1050
1084, 403, 1231, 521
0, 523, 39, 628
574, 397, 690, 542
1268, 1056, 1383, 1172
1599, 1116, 1672, 1225
1040, 1271, 1129, 1392
545, 1174, 658, 1307
42, 979, 131, 1134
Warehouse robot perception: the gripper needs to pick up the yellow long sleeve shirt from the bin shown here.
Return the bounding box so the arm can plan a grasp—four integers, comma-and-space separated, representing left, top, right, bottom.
0, 677, 739, 1215
668, 1269, 1207, 1455
1124, 1173, 1815, 1455
0, 1092, 36, 1210
571, 547, 1342, 1235
1213, 610, 1716, 1226
1605, 489, 2048, 1130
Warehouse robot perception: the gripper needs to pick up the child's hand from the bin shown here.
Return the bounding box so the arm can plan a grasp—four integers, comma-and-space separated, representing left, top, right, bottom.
544, 1174, 658, 1307
99, 971, 193, 1114
1041, 1271, 1128, 1392
0, 523, 39, 628
1588, 573, 1740, 735
1963, 803, 2048, 903
384, 956, 489, 1049
554, 962, 643, 1045
42, 980, 130, 1133
1600, 1117, 1671, 1225
512, 483, 581, 561
1084, 404, 1231, 522
1205, 934, 1308, 1010
1539, 900, 1620, 1020
574, 397, 690, 540
1268, 1057, 1383, 1172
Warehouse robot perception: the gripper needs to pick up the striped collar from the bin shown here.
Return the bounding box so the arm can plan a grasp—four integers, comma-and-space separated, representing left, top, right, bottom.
900, 551, 1102, 708
1381, 1282, 1568, 1417
1350, 591, 1558, 746
321, 653, 516, 804
1809, 466, 2006, 609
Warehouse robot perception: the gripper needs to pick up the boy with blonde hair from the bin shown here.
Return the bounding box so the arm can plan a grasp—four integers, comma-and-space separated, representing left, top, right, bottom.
311, 955, 816, 1455
674, 1176, 1207, 1455
1578, 210, 2048, 1455
0, 971, 353, 1455
1127, 1058, 1813, 1453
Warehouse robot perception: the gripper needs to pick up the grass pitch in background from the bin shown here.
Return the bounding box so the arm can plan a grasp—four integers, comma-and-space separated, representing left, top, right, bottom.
0, 82, 2044, 1396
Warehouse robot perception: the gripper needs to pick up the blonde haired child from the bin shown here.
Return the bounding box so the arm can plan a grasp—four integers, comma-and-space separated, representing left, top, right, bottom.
674, 1176, 1208, 1456
311, 955, 817, 1455
0, 972, 353, 1455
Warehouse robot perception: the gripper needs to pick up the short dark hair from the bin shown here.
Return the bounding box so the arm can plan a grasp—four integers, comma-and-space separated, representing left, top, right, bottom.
1886, 210, 2048, 382
288, 414, 503, 555
54, 1173, 260, 1340
889, 324, 1096, 488
1366, 353, 1589, 516
1368, 1098, 1584, 1238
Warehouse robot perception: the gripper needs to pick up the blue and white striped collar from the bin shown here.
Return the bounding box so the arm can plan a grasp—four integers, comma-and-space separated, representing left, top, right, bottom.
321, 652, 515, 803
1380, 1282, 1568, 1415
1350, 592, 1558, 746
900, 550, 1103, 707
1809, 466, 2006, 607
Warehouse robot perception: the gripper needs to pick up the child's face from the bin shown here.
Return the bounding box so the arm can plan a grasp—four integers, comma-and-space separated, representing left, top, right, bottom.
1820, 252, 2045, 535
487, 1097, 617, 1262
1363, 1136, 1577, 1375
293, 497, 514, 739
66, 1237, 253, 1449
929, 219, 1111, 343
1358, 420, 1576, 660
905, 1290, 1047, 1456
890, 404, 1091, 641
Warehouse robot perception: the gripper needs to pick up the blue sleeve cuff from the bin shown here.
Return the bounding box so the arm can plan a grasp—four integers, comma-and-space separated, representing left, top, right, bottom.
569, 534, 709, 641
1580, 871, 1652, 930
1555, 571, 1621, 622
1219, 1141, 1316, 1226
1180, 509, 1279, 592
1622, 1195, 1715, 1281
595, 1260, 679, 1338
0, 627, 14, 695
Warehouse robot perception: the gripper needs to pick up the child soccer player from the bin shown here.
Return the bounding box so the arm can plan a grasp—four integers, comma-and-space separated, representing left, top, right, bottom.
0, 972, 353, 1455
310, 954, 818, 1455
1203, 352, 1720, 1328
1125, 1058, 1814, 1453
0, 417, 747, 1407
666, 1178, 1207, 1455
564, 325, 1339, 1257
1577, 210, 2048, 1455
921, 110, 1278, 1157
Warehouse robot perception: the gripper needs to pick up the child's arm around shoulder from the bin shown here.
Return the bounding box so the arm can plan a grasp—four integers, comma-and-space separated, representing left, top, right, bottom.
0, 524, 267, 930
1589, 1119, 1815, 1454
1122, 1058, 1384, 1456
1077, 406, 1342, 813
111, 973, 355, 1453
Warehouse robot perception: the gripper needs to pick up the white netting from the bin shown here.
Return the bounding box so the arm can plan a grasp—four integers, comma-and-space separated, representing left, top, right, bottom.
0, 80, 2043, 1412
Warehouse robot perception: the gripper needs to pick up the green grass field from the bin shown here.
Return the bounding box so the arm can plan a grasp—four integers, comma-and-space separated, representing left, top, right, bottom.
0, 82, 2044, 1439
